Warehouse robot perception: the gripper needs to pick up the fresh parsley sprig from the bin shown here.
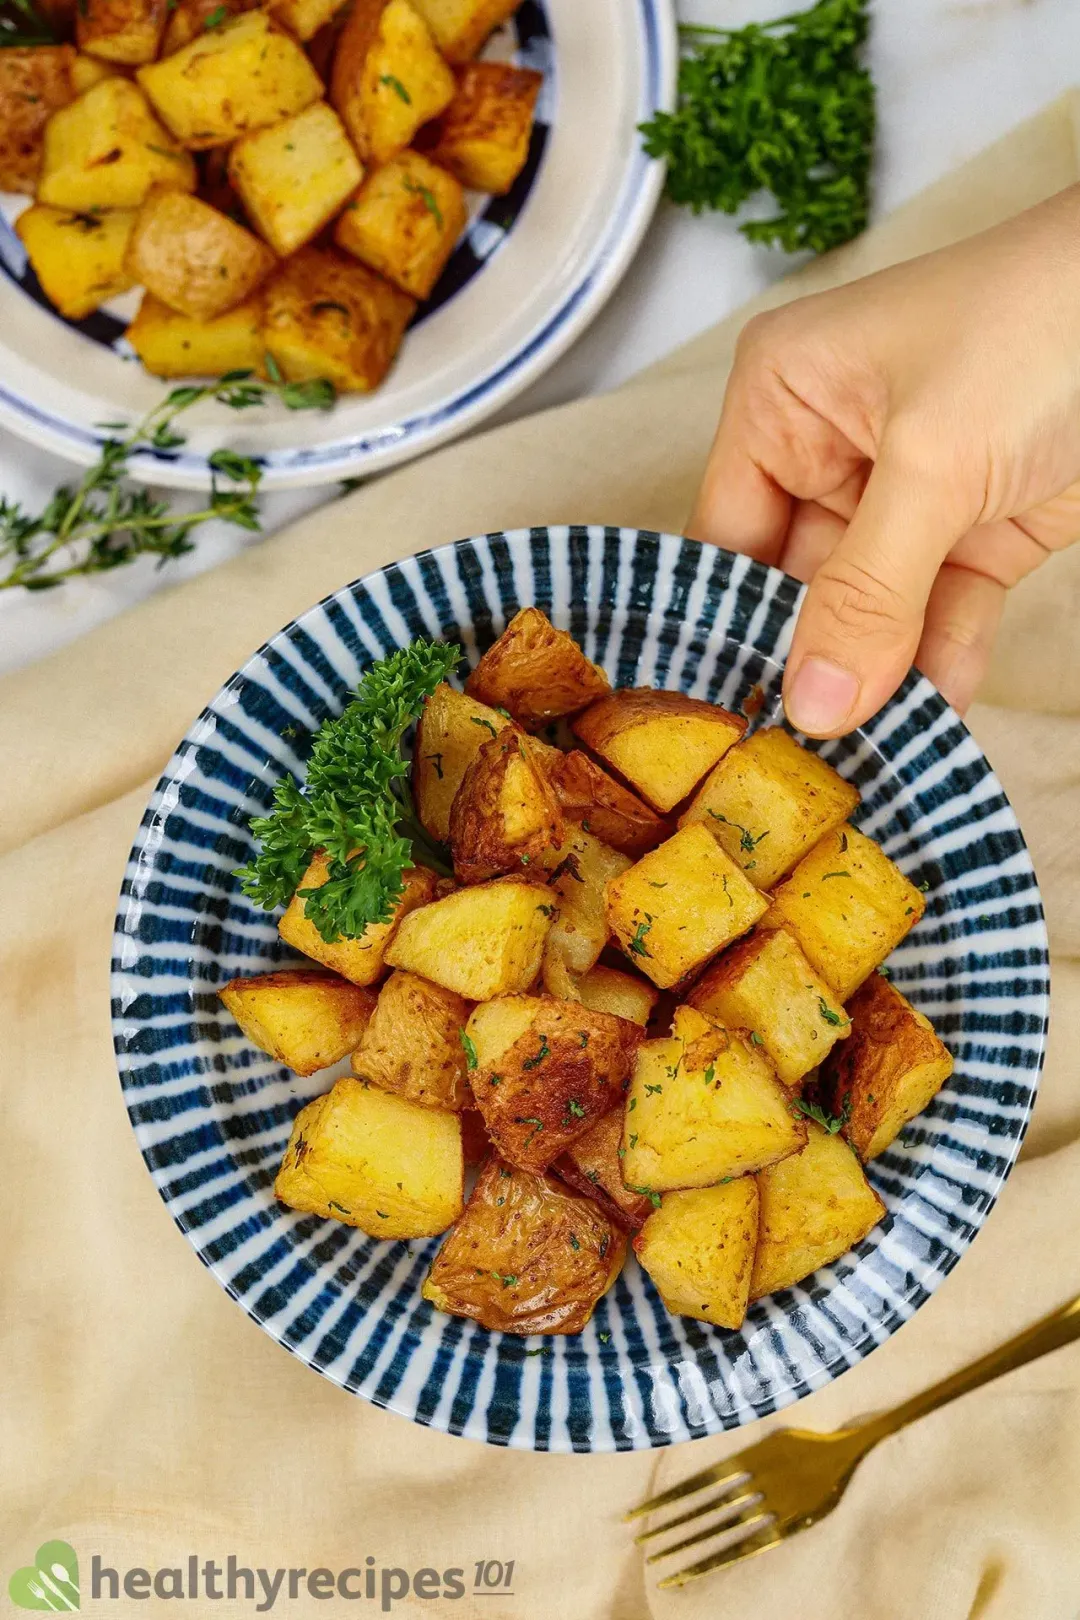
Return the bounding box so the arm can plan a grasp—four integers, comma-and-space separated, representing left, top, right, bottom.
0, 369, 335, 592
0, 0, 56, 46
640, 0, 874, 255
237, 639, 462, 942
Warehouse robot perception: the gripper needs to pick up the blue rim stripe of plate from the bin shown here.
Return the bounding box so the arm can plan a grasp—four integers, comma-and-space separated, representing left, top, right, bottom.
112, 526, 1049, 1450
0, 0, 674, 482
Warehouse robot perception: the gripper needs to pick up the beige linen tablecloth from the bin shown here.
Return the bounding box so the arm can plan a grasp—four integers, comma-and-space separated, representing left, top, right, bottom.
4, 98, 1080, 1620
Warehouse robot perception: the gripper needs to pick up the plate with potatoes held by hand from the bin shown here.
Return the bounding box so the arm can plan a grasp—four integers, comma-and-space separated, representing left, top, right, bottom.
112, 526, 1048, 1449
0, 0, 675, 487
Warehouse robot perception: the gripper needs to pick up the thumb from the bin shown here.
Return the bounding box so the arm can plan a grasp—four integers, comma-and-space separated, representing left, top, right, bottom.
783, 444, 969, 736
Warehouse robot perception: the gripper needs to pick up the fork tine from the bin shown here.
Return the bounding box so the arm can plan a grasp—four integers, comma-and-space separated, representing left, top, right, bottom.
644, 1491, 763, 1562
657, 1519, 782, 1589
633, 1477, 753, 1544
622, 1461, 750, 1522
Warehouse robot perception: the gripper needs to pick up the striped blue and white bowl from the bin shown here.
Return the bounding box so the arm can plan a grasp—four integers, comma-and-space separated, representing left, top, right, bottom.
112, 526, 1049, 1450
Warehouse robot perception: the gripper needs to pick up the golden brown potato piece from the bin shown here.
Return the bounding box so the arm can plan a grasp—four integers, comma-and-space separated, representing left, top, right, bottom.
77, 0, 167, 65
0, 46, 75, 195
229, 101, 363, 257
351, 968, 471, 1110
422, 1156, 625, 1335
531, 742, 669, 858
622, 1005, 805, 1193
465, 608, 610, 731
634, 1178, 759, 1329
418, 60, 540, 192
573, 688, 747, 815
750, 1122, 885, 1300
334, 148, 466, 299
688, 926, 849, 1089
69, 54, 123, 93
331, 0, 454, 165
821, 972, 954, 1160
279, 854, 437, 986
219, 968, 376, 1075
679, 726, 860, 891
39, 78, 196, 210
126, 290, 265, 376
138, 12, 322, 148
605, 822, 767, 991
464, 994, 641, 1174
161, 0, 258, 56
384, 877, 554, 999
275, 1076, 463, 1238
538, 827, 631, 998
574, 963, 658, 1028
16, 204, 136, 320
413, 682, 512, 843
270, 0, 344, 43
449, 729, 564, 884
459, 1106, 491, 1166
763, 824, 927, 1002
125, 188, 274, 319
409, 0, 517, 61
553, 1106, 653, 1231
262, 245, 416, 393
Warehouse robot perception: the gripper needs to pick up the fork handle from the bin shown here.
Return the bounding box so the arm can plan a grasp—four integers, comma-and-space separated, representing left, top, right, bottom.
859, 1292, 1080, 1446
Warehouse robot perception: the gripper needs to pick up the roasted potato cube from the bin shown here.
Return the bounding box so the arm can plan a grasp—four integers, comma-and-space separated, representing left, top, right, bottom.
125, 188, 274, 319
334, 148, 465, 299
0, 46, 75, 195
689, 926, 849, 1089
466, 992, 538, 1066
821, 972, 954, 1160
422, 1156, 625, 1335
38, 78, 196, 210
262, 244, 415, 393
679, 726, 860, 890
70, 53, 122, 93
750, 1121, 885, 1299
575, 963, 658, 1028
464, 994, 641, 1174
763, 825, 927, 1002
126, 290, 264, 376
634, 1178, 759, 1329
161, 0, 258, 56
418, 60, 540, 192
229, 101, 362, 257
622, 1005, 805, 1193
331, 0, 454, 166
449, 728, 564, 884
219, 967, 376, 1075
465, 607, 610, 731
409, 0, 517, 62
540, 828, 631, 998
574, 689, 747, 815
77, 0, 167, 65
15, 203, 136, 319
137, 12, 322, 148
279, 853, 437, 985
351, 968, 471, 1110
531, 741, 669, 858
384, 877, 554, 999
605, 823, 767, 991
553, 1106, 654, 1231
270, 0, 344, 43
275, 1075, 463, 1237
413, 682, 512, 843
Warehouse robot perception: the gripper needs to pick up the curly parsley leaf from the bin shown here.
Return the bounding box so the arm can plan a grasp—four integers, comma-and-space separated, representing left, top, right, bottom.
639, 0, 874, 255
236, 639, 461, 941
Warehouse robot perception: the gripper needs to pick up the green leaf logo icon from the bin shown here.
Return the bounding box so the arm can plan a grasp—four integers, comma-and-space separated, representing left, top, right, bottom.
8, 1541, 80, 1610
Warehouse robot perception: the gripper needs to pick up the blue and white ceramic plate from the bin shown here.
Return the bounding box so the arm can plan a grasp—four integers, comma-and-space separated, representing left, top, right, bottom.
0, 0, 675, 490
112, 526, 1049, 1450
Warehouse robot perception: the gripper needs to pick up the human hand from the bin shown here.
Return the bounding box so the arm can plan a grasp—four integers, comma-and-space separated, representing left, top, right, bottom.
689, 187, 1080, 734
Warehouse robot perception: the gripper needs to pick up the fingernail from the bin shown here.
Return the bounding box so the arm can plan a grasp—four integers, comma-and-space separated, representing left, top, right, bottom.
785, 657, 860, 735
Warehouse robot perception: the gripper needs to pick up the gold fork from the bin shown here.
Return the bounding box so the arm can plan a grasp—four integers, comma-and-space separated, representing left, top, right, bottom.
626, 1290, 1080, 1589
